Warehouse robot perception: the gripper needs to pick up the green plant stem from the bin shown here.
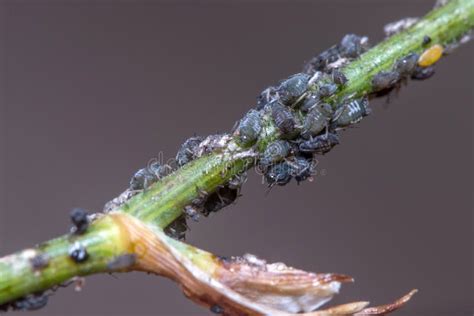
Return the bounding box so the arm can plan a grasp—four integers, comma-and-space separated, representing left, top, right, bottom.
0, 0, 472, 307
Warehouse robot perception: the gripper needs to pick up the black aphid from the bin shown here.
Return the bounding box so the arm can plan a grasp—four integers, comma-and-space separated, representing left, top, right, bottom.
371, 70, 400, 92
301, 103, 333, 139
259, 140, 291, 170
299, 132, 340, 155
236, 110, 262, 147
69, 242, 89, 263
164, 215, 188, 241
210, 304, 224, 314
7, 293, 49, 311
318, 83, 338, 98
70, 208, 89, 235
277, 73, 310, 105
303, 45, 340, 73
107, 254, 137, 271
300, 93, 321, 112
411, 65, 436, 80
333, 97, 370, 128
184, 205, 200, 222
265, 162, 292, 187
271, 101, 296, 136
422, 35, 432, 45
339, 34, 369, 58
30, 253, 49, 271
129, 167, 158, 191
288, 157, 313, 184
394, 53, 419, 77
256, 86, 278, 110
331, 69, 348, 85
202, 186, 238, 215
176, 136, 203, 167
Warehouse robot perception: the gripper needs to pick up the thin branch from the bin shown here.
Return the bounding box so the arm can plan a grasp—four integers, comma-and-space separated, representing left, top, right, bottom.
1, 0, 473, 314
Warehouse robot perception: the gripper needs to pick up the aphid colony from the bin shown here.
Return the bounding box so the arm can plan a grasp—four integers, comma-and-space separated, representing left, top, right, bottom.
371, 42, 444, 96
111, 33, 446, 242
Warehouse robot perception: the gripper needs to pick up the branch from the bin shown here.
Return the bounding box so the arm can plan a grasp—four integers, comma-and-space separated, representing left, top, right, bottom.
1, 0, 473, 314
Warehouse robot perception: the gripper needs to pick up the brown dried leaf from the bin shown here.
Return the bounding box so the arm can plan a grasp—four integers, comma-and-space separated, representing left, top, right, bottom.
111, 213, 416, 315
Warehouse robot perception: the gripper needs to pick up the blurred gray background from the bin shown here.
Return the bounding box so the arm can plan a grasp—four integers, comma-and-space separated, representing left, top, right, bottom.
0, 0, 472, 315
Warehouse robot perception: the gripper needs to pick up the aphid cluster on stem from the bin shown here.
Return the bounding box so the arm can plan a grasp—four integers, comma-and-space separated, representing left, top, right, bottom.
303, 34, 369, 74
370, 43, 444, 96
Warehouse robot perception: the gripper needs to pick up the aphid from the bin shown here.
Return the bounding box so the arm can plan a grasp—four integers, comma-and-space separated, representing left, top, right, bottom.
129, 167, 157, 191
236, 110, 262, 147
9, 293, 49, 311
334, 98, 370, 128
70, 208, 89, 235
301, 103, 333, 139
299, 132, 340, 155
303, 45, 340, 74
300, 93, 320, 112
30, 253, 49, 271
277, 73, 310, 105
288, 157, 313, 184
202, 186, 238, 215
318, 83, 338, 97
176, 136, 203, 167
164, 215, 188, 241
422, 35, 432, 45
69, 242, 89, 263
411, 65, 436, 80
107, 254, 137, 271
259, 140, 291, 169
265, 162, 292, 187
339, 34, 369, 58
210, 304, 224, 314
148, 161, 167, 178
394, 53, 420, 77
331, 69, 348, 85
271, 101, 296, 136
256, 86, 277, 110
371, 70, 400, 92
183, 205, 200, 222
418, 44, 443, 67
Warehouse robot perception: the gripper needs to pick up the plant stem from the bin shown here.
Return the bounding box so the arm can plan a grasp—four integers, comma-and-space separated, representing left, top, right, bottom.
1, 0, 473, 308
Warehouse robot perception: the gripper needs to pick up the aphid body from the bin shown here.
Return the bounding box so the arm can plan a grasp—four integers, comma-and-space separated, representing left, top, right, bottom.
331, 69, 348, 85
271, 101, 296, 137
394, 53, 420, 77
10, 294, 49, 311
30, 253, 49, 271
265, 162, 292, 187
277, 73, 310, 105
236, 110, 262, 147
411, 65, 436, 80
318, 83, 338, 97
69, 242, 89, 263
176, 136, 203, 167
288, 157, 313, 184
334, 98, 370, 128
202, 186, 238, 215
256, 86, 277, 110
339, 34, 369, 58
300, 93, 320, 112
70, 208, 89, 235
301, 103, 333, 139
164, 215, 188, 241
371, 70, 400, 92
418, 44, 443, 67
259, 140, 291, 169
299, 132, 340, 155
